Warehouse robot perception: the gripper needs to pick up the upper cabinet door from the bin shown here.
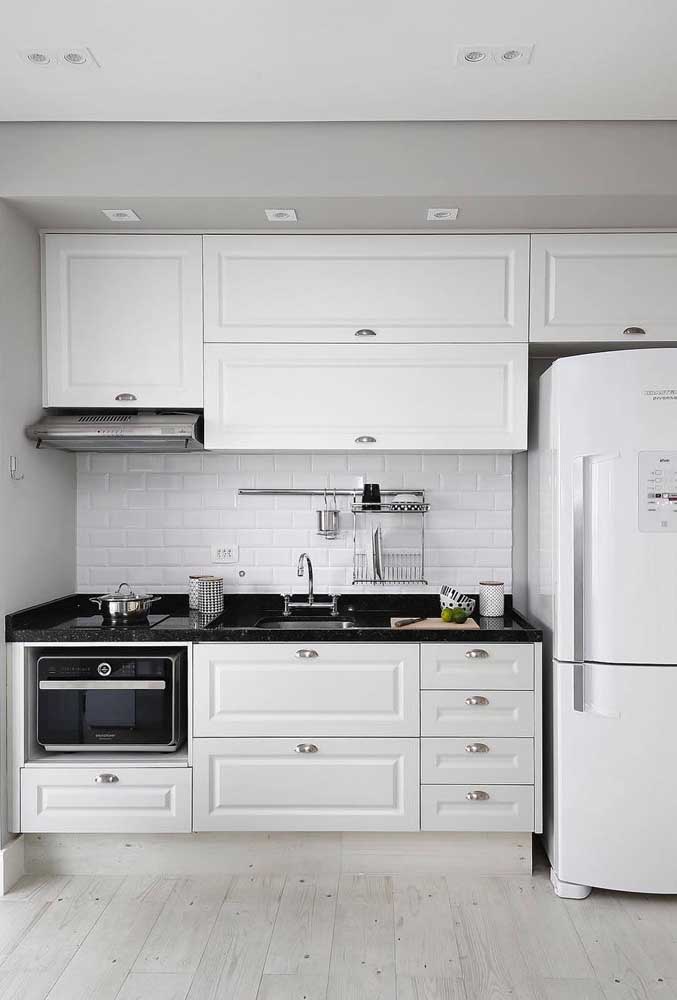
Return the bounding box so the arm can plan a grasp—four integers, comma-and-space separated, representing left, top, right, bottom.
204, 343, 527, 451
43, 235, 204, 407
531, 234, 677, 343
203, 235, 529, 344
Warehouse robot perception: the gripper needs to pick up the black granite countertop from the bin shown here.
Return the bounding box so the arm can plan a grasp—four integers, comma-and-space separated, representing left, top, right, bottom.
6, 592, 542, 644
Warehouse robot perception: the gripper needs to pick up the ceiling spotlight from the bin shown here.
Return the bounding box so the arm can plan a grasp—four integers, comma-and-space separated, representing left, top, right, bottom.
265, 208, 298, 222
21, 50, 52, 66
101, 209, 141, 222
494, 44, 534, 64
464, 50, 487, 63
426, 208, 459, 222
501, 49, 522, 62
62, 50, 87, 65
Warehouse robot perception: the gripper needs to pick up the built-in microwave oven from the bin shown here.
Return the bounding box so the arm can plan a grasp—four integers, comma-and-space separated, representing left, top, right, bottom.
36, 648, 186, 752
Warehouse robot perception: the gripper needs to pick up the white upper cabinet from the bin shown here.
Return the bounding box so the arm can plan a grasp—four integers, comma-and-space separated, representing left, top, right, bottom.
531, 234, 677, 343
204, 342, 528, 451
203, 235, 530, 344
43, 234, 204, 407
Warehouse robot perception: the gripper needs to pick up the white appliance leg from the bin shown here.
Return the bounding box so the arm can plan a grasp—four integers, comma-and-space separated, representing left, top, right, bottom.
550, 868, 592, 899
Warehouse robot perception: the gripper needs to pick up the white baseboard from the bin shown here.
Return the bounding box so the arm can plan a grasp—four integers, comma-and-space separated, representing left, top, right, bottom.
0, 836, 25, 895
25, 832, 532, 878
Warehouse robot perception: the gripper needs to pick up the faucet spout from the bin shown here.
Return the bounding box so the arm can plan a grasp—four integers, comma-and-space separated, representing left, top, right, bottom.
297, 552, 314, 605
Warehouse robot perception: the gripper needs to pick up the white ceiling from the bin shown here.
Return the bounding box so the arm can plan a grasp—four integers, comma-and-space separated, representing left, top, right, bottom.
2, 0, 677, 122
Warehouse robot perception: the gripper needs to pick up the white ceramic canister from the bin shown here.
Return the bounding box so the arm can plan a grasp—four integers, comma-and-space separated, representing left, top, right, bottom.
188, 575, 203, 610
479, 581, 504, 617
198, 576, 224, 617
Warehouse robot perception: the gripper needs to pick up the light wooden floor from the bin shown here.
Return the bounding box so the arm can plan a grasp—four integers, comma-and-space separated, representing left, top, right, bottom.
1, 863, 676, 1000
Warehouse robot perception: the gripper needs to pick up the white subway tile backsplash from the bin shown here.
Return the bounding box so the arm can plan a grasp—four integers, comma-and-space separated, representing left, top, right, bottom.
76, 451, 512, 594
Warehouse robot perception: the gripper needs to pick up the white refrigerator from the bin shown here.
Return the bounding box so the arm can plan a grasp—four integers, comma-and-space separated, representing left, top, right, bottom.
529, 348, 677, 897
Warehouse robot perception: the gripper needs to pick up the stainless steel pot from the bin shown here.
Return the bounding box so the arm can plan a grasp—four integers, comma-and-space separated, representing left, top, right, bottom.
90, 582, 161, 621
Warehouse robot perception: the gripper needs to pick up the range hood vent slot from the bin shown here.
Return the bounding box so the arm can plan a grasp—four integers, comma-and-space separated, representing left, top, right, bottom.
77, 414, 134, 423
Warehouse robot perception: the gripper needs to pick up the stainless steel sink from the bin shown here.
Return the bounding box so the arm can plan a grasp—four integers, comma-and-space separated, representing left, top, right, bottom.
255, 617, 358, 630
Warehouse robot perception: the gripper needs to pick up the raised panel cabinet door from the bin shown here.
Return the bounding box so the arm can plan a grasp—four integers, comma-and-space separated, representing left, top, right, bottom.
531, 234, 677, 343
420, 643, 534, 690
193, 737, 420, 831
20, 767, 192, 833
421, 690, 534, 738
421, 784, 534, 832
420, 737, 535, 785
43, 234, 204, 407
204, 343, 528, 451
193, 643, 420, 737
203, 235, 530, 343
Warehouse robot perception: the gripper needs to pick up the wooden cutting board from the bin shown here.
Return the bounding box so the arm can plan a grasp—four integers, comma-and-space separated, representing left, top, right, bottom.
390, 617, 479, 630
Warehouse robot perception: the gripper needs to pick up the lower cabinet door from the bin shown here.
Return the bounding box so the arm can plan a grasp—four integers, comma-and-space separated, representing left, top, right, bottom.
193, 738, 420, 831
421, 738, 534, 785
21, 767, 192, 833
421, 785, 534, 832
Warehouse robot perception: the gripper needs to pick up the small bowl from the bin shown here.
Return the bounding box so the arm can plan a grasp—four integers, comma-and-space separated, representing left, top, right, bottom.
440, 588, 476, 615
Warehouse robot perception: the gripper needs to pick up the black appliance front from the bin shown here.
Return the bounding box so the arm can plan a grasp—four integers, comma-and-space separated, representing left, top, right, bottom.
37, 648, 186, 751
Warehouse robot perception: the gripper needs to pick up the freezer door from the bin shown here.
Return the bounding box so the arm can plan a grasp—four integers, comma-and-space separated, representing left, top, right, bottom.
551, 659, 677, 893
552, 349, 677, 664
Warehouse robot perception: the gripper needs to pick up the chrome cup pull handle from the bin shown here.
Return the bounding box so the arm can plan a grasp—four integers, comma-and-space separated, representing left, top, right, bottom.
295, 743, 319, 754
466, 790, 490, 801
465, 696, 489, 706
465, 742, 490, 753
295, 649, 319, 659
355, 329, 377, 337
622, 327, 646, 336
115, 393, 137, 401
94, 773, 119, 784
355, 436, 376, 444
465, 648, 489, 659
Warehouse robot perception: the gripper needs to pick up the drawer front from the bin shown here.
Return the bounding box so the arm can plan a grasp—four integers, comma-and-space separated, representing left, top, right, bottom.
421, 785, 534, 832
193, 738, 419, 831
193, 643, 420, 737
21, 767, 192, 834
421, 738, 534, 785
420, 643, 533, 690
421, 691, 534, 738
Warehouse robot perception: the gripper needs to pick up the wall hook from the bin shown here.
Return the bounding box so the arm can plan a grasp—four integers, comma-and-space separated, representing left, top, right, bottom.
9, 456, 24, 481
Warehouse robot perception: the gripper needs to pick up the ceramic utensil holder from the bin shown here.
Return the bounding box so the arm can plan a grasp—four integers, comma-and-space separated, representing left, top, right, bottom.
479, 581, 505, 617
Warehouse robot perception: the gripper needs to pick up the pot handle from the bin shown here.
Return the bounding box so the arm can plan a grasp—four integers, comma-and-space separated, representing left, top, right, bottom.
148, 596, 162, 605
116, 582, 133, 595
89, 597, 103, 609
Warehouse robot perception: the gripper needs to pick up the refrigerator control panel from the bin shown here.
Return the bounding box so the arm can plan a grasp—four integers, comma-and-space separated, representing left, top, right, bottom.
639, 451, 677, 531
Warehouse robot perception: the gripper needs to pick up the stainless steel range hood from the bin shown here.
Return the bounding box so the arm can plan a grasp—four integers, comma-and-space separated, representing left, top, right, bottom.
26, 413, 203, 451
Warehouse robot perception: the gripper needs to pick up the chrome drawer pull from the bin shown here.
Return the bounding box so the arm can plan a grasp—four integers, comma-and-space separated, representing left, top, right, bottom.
622, 327, 646, 336
295, 649, 319, 659
465, 648, 489, 659
94, 773, 119, 784
355, 436, 376, 444
295, 743, 319, 754
355, 329, 377, 337
465, 743, 490, 753
466, 790, 490, 801
115, 393, 137, 401
465, 696, 489, 706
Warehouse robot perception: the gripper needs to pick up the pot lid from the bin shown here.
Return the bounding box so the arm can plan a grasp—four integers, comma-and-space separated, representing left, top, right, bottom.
95, 583, 154, 602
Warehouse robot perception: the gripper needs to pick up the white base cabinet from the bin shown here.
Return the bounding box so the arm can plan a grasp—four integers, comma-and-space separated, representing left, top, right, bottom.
193, 737, 420, 831
421, 785, 534, 832
204, 342, 528, 451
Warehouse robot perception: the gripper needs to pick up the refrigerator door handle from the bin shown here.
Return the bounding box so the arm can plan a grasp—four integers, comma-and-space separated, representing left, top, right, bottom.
573, 455, 586, 712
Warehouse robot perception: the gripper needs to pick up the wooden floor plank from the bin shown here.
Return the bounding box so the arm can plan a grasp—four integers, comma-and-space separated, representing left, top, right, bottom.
393, 877, 460, 978
264, 875, 338, 977
186, 875, 285, 1000
327, 875, 395, 1000
529, 980, 606, 999
115, 972, 193, 1000
134, 876, 231, 976
397, 976, 467, 1000
618, 892, 677, 980
257, 974, 329, 1000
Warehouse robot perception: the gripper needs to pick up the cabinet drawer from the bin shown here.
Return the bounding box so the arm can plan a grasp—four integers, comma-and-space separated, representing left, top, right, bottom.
420, 643, 533, 690
421, 738, 534, 785
193, 643, 419, 737
193, 738, 419, 831
421, 785, 534, 832
21, 767, 191, 833
421, 691, 534, 737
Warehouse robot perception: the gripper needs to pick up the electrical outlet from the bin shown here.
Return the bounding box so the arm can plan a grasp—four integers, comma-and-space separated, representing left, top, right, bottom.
211, 544, 238, 564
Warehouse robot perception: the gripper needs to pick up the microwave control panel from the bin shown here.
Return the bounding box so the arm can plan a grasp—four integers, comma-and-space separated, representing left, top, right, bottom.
639, 451, 677, 531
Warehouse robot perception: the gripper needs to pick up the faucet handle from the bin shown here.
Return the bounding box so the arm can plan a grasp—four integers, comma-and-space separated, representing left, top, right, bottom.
281, 594, 292, 617
330, 594, 340, 617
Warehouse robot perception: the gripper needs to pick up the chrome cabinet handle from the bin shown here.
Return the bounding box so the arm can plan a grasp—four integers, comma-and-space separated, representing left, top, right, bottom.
295, 743, 319, 754
355, 436, 376, 443
355, 329, 377, 337
94, 773, 119, 784
115, 393, 137, 401
465, 696, 489, 706
465, 649, 489, 659
466, 790, 490, 801
295, 649, 319, 659
622, 327, 646, 336
465, 743, 490, 753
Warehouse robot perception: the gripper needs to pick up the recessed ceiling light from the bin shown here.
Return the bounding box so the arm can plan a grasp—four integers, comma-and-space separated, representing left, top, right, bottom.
494, 44, 534, 64
456, 44, 534, 66
101, 209, 141, 222
265, 208, 298, 222
59, 47, 100, 68
20, 49, 53, 66
463, 49, 487, 63
426, 208, 459, 222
